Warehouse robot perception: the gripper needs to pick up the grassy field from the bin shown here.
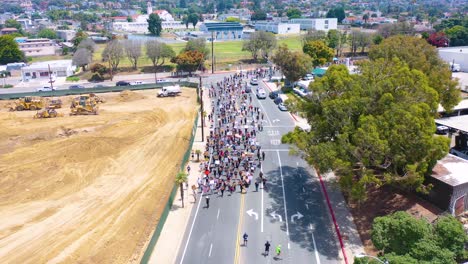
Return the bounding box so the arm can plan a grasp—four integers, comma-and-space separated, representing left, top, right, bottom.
31, 35, 303, 75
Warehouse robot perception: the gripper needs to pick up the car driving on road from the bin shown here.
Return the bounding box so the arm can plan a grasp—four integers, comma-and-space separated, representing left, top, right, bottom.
256, 88, 267, 99
250, 78, 258, 85
269, 90, 280, 99
116, 81, 131, 86
278, 102, 288, 111
36, 86, 55, 92
69, 85, 85, 90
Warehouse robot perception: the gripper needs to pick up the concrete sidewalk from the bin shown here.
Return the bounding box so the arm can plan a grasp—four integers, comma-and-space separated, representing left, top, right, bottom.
147, 86, 211, 264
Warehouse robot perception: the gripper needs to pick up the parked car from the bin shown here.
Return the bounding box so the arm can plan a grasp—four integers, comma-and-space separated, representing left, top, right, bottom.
449, 148, 468, 160
273, 97, 283, 105
256, 88, 267, 99
156, 79, 169, 83
131, 81, 144, 85
435, 125, 449, 135
116, 81, 131, 86
278, 103, 288, 111
250, 78, 258, 85
93, 84, 108, 89
36, 86, 55, 92
269, 90, 280, 99
69, 85, 85, 90
302, 74, 314, 81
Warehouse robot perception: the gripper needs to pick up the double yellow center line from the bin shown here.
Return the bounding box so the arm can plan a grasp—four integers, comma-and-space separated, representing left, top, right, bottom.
233, 193, 246, 264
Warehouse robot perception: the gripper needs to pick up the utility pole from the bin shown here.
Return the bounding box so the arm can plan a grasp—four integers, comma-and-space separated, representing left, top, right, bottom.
211, 31, 214, 74
199, 75, 204, 142
48, 64, 54, 90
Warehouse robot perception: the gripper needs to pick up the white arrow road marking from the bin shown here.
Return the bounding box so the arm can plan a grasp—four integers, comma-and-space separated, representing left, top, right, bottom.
272, 119, 280, 123
246, 209, 259, 220
270, 211, 283, 222
291, 212, 304, 223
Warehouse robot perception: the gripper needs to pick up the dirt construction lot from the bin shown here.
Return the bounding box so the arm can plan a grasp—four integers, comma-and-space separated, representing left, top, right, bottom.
0, 89, 197, 263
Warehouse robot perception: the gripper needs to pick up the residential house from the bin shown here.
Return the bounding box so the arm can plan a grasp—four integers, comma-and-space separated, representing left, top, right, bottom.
1, 28, 19, 35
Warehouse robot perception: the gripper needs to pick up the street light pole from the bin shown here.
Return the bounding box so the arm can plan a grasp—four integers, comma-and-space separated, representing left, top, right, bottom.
199, 75, 204, 142
211, 31, 214, 74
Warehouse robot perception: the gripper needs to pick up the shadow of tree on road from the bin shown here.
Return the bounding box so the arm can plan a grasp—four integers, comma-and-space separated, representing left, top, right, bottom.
263, 165, 341, 262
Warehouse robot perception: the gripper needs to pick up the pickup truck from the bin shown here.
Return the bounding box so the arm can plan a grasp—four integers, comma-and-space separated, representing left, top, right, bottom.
36, 86, 55, 92
449, 148, 468, 160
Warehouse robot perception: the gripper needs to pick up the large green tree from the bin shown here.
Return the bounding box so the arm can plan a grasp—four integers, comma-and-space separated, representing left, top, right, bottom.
326, 7, 346, 23
37, 28, 57, 39
368, 35, 461, 111
286, 8, 302, 19
272, 44, 312, 86
242, 31, 277, 61
147, 13, 162, 36
183, 38, 210, 59
303, 40, 334, 67
282, 59, 450, 201
0, 35, 24, 64
171, 50, 205, 75
370, 212, 467, 263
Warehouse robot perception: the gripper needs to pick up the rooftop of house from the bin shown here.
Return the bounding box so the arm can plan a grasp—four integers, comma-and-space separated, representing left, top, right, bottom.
22, 60, 73, 70
432, 154, 468, 187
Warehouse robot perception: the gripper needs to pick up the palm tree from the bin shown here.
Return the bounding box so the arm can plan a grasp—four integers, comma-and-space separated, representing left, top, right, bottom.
175, 171, 188, 208
195, 149, 202, 162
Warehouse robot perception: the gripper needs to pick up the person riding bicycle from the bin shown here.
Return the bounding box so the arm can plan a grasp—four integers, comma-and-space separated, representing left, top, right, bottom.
243, 232, 248, 246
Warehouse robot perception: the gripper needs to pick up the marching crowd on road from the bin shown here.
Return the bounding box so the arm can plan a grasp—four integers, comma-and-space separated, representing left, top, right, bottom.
190, 70, 282, 259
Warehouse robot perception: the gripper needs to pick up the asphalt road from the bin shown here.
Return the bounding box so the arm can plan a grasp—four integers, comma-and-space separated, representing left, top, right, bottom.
176, 77, 341, 264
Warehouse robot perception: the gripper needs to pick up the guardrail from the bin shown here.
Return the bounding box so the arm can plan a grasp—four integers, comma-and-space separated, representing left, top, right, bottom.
0, 81, 199, 100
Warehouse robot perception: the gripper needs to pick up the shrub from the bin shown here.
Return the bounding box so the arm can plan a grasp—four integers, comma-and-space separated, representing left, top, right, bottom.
90, 63, 108, 76
1, 84, 13, 88
66, 76, 80, 82
89, 73, 104, 82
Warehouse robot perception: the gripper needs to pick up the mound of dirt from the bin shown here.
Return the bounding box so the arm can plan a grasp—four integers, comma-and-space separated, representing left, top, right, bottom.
0, 89, 197, 263
118, 90, 146, 102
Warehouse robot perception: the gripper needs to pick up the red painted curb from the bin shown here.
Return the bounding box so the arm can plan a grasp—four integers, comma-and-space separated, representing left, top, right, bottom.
261, 80, 273, 92
316, 170, 349, 264
289, 113, 299, 122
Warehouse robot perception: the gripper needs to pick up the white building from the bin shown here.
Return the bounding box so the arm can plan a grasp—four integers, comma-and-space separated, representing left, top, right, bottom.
254, 21, 300, 34
112, 6, 185, 34
200, 22, 244, 40
16, 38, 56, 57
56, 30, 76, 41
438, 47, 468, 72
21, 60, 76, 82
289, 18, 338, 31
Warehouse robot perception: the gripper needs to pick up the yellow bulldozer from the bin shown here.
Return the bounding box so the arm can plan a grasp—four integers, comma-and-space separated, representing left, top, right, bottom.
10, 96, 45, 111
34, 108, 63, 118
47, 98, 63, 109
70, 95, 99, 115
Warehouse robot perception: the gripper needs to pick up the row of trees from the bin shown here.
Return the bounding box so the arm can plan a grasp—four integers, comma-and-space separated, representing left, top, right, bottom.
281, 36, 460, 203
355, 211, 467, 263
78, 37, 209, 81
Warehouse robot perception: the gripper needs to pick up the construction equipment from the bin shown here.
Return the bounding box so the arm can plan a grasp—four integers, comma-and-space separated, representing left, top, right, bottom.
34, 108, 63, 118
47, 98, 63, 109
70, 95, 98, 115
10, 96, 45, 111
89, 93, 105, 103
